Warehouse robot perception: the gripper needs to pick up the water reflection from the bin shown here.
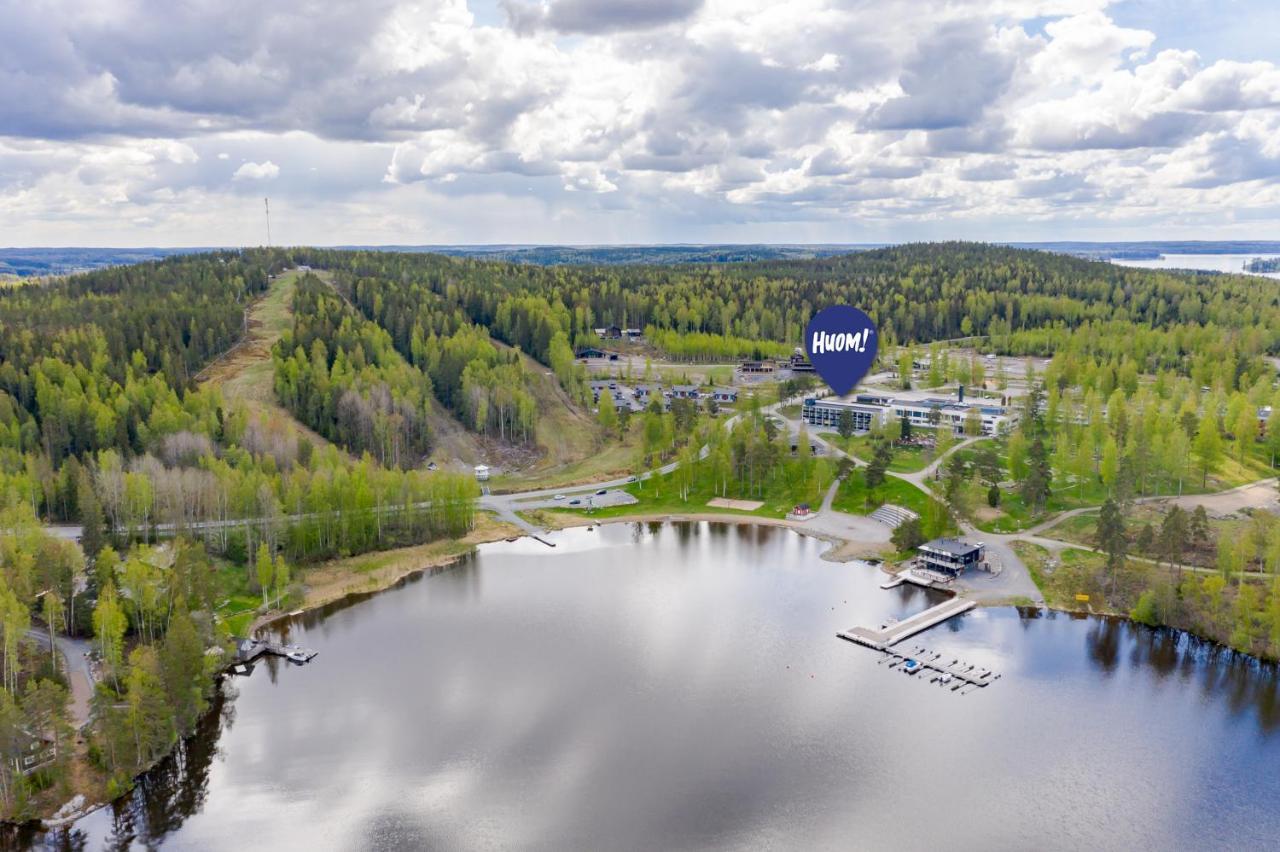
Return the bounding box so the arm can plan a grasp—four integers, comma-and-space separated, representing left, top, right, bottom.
1072, 611, 1280, 731
33, 690, 236, 850
24, 522, 1280, 850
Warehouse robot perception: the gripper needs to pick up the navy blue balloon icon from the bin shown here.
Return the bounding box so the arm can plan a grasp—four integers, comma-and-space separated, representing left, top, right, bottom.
804, 306, 878, 396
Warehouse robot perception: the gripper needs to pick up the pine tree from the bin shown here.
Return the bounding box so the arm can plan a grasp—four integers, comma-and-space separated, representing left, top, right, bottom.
1096, 497, 1128, 596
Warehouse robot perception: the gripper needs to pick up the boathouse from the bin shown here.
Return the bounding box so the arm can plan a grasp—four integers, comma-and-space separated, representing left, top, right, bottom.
916, 538, 982, 576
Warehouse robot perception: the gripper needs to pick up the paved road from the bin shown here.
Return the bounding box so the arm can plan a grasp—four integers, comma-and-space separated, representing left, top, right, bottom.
38, 387, 1277, 610
25, 627, 94, 729
479, 397, 795, 535
770, 411, 1044, 605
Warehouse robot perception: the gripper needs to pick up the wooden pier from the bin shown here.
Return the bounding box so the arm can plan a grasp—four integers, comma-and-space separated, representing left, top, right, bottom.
232, 638, 318, 670
879, 569, 948, 591
837, 597, 976, 650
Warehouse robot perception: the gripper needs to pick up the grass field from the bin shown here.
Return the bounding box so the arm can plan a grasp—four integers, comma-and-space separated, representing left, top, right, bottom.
1039, 502, 1243, 569
957, 432, 1278, 533
819, 432, 938, 473
1008, 539, 1177, 616
548, 467, 834, 522
830, 468, 934, 517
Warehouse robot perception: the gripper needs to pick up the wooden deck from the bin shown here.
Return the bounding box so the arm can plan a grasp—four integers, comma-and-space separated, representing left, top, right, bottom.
837, 597, 976, 650
231, 638, 318, 670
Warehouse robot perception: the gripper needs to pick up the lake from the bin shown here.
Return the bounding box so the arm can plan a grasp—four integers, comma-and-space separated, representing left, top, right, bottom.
29, 523, 1280, 850
1110, 252, 1280, 279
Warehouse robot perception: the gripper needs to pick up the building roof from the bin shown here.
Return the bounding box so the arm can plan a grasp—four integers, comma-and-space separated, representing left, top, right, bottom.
919, 537, 979, 557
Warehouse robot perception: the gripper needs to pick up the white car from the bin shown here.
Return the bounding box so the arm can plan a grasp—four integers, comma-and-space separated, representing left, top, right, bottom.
554, 494, 566, 501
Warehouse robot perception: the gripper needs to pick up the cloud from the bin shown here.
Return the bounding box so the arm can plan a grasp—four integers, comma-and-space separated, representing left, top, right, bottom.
866, 21, 1020, 131
502, 0, 704, 34
4, 0, 1280, 245
232, 160, 280, 181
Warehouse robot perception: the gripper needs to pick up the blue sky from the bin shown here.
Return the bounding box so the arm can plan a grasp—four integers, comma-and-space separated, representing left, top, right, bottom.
2, 0, 1279, 246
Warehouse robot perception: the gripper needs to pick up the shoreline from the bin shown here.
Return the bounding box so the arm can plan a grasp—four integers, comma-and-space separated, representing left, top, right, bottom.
250, 510, 893, 638
28, 509, 1270, 831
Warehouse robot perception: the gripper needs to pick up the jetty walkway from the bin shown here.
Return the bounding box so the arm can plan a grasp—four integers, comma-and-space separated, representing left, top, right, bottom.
837, 597, 976, 650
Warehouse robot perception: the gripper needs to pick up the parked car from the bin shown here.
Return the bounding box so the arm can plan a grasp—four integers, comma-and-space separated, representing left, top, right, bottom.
596, 489, 607, 495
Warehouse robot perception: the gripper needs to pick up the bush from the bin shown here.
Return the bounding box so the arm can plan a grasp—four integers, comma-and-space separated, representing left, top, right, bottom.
1130, 590, 1159, 626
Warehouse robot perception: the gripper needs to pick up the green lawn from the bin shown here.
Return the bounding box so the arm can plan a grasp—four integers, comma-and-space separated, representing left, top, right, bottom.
819, 432, 938, 473
1039, 503, 1238, 569
830, 468, 934, 517
218, 594, 261, 638
555, 464, 836, 521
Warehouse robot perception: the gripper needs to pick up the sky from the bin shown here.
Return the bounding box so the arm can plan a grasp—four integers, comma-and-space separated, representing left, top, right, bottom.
2, 0, 1280, 247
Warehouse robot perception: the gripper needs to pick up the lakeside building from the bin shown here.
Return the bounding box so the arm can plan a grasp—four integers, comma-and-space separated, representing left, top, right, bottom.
474, 464, 490, 481
576, 347, 619, 360
8, 728, 57, 776
802, 388, 1013, 436
916, 538, 984, 577
788, 348, 816, 372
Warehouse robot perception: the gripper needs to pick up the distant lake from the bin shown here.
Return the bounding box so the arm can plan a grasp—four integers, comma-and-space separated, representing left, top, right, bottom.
1111, 253, 1280, 279
28, 523, 1280, 850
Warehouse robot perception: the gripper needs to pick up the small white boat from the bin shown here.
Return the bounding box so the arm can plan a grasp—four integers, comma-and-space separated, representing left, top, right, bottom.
902, 659, 923, 675
938, 673, 952, 685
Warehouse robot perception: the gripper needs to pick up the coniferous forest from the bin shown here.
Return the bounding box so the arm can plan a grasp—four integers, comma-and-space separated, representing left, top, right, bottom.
4, 242, 1280, 819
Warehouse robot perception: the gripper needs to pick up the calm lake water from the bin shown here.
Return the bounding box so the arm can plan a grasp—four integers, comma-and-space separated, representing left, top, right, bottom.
1111, 252, 1280, 279
27, 523, 1280, 850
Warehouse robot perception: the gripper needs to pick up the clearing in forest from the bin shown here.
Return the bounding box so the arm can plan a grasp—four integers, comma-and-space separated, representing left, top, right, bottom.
198, 270, 345, 455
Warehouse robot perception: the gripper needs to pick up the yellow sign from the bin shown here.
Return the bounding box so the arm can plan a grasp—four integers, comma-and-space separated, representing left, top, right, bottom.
1075, 594, 1090, 602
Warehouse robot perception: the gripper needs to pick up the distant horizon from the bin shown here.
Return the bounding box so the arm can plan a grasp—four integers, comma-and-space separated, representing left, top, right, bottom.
6, 239, 1280, 251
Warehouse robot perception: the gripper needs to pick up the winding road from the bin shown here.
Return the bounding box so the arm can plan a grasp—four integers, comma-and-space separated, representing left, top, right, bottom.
35, 391, 1280, 610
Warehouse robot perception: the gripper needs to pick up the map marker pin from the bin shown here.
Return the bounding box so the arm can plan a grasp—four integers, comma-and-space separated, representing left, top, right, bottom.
804, 305, 879, 396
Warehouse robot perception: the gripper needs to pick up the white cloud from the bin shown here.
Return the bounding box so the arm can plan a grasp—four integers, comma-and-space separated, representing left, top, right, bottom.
232, 160, 280, 181
3, 0, 1280, 244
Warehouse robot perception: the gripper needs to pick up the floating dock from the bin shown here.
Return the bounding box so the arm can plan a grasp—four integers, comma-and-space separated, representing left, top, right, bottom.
232, 638, 318, 669
837, 597, 976, 650
878, 647, 997, 689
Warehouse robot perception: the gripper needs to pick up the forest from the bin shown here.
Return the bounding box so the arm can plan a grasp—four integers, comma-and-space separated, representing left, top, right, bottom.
283, 243, 1280, 374
5, 241, 1280, 819
0, 254, 477, 817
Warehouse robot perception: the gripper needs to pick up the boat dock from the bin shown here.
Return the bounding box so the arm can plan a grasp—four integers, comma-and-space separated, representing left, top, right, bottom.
837, 597, 976, 650
232, 638, 318, 670
878, 646, 998, 690
879, 568, 952, 591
